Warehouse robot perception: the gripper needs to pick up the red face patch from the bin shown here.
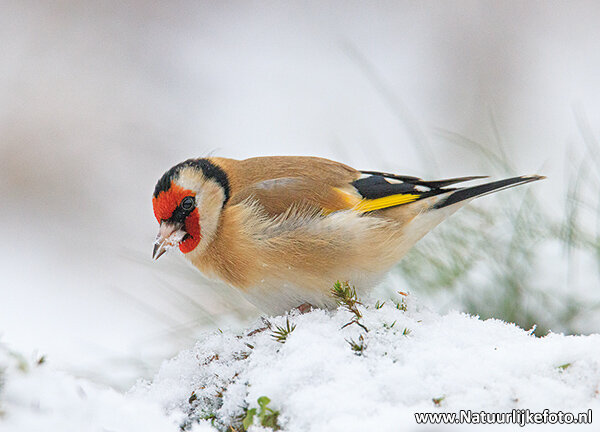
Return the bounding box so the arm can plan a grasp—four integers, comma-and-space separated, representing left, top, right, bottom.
180, 210, 201, 253
152, 182, 201, 253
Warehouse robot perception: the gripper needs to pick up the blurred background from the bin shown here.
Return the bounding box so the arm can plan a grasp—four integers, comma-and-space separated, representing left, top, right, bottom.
1, 0, 600, 389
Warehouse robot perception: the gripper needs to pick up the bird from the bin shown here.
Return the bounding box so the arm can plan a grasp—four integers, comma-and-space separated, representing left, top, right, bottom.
151, 156, 544, 315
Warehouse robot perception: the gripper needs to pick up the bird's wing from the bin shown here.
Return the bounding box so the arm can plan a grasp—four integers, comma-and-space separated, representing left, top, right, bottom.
210, 156, 360, 195
352, 171, 544, 212
228, 177, 361, 217
228, 172, 486, 218
349, 172, 485, 213
217, 155, 485, 216
219, 155, 543, 217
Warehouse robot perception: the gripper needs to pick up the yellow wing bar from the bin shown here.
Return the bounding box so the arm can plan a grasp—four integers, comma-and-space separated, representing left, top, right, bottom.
353, 193, 419, 213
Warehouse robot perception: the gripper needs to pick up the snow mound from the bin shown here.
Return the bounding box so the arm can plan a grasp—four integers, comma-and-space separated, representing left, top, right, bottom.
133, 298, 600, 432
2, 297, 599, 431
0, 344, 199, 432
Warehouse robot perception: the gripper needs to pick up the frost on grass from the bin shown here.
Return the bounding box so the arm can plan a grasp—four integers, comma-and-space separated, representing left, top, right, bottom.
2, 287, 600, 432
132, 287, 600, 432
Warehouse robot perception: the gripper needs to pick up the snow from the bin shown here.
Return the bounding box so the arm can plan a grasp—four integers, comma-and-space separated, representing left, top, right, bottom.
0, 346, 193, 432
3, 294, 597, 432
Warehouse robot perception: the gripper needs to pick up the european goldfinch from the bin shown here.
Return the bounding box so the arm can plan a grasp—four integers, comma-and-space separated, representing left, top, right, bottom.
152, 156, 543, 314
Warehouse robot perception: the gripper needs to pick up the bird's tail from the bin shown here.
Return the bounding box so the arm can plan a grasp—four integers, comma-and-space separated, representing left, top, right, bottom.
433, 175, 546, 209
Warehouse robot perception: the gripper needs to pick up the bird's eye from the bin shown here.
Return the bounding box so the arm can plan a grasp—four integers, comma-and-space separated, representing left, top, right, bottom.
181, 196, 195, 211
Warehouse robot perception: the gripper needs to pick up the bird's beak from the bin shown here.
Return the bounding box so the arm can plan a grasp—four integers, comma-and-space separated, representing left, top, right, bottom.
152, 222, 186, 260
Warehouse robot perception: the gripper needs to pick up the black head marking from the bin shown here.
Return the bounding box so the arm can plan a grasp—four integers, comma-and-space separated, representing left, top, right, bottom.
153, 158, 231, 204
168, 199, 195, 226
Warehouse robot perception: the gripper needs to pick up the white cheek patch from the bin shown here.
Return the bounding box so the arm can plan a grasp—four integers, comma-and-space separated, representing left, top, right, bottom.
171, 170, 226, 255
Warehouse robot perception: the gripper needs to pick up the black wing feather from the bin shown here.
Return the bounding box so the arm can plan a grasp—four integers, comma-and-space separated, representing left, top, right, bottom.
433, 175, 544, 209
359, 171, 487, 188
353, 171, 543, 211
351, 175, 422, 199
